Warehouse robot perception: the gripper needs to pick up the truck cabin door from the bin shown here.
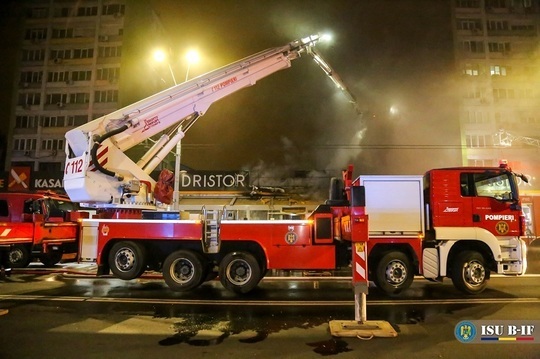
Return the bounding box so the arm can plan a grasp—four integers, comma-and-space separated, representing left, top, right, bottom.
462, 171, 521, 237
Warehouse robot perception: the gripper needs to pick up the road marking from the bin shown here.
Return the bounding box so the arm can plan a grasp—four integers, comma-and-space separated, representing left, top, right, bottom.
48, 316, 177, 335
1, 294, 539, 307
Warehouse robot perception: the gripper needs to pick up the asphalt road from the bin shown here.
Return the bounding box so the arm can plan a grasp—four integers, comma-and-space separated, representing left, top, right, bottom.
1, 262, 539, 358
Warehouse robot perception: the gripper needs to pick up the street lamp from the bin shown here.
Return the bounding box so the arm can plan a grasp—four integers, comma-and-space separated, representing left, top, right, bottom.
152, 49, 177, 85
184, 49, 200, 81
172, 49, 200, 210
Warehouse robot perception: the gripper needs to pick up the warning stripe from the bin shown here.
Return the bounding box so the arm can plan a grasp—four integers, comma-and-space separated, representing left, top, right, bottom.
0, 229, 12, 237
353, 242, 367, 283
89, 146, 109, 172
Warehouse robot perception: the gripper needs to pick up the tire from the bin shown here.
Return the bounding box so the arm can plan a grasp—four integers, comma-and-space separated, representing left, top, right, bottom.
8, 245, 31, 268
451, 250, 488, 295
374, 251, 414, 295
108, 241, 147, 280
162, 250, 205, 291
40, 250, 63, 267
219, 252, 262, 294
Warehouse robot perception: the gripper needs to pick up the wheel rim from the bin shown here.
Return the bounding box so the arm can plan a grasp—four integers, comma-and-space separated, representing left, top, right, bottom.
114, 247, 136, 272
463, 260, 485, 287
169, 258, 195, 284
9, 249, 24, 264
226, 259, 252, 286
385, 260, 408, 286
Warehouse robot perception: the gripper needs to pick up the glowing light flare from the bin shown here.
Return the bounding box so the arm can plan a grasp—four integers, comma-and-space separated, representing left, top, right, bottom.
153, 49, 167, 63
185, 49, 200, 65
320, 33, 333, 43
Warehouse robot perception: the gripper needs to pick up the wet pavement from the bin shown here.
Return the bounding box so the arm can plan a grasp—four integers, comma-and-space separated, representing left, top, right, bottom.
0, 241, 539, 358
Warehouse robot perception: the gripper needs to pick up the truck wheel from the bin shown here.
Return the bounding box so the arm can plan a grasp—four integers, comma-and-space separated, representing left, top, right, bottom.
451, 250, 488, 295
374, 251, 414, 295
219, 252, 262, 294
108, 241, 147, 280
8, 245, 31, 268
162, 250, 205, 291
40, 251, 63, 267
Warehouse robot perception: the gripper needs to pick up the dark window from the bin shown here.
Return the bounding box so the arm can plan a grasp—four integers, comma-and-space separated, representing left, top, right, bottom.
0, 200, 8, 217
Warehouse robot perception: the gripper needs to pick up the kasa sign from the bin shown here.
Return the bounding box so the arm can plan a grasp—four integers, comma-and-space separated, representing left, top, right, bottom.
0, 169, 64, 192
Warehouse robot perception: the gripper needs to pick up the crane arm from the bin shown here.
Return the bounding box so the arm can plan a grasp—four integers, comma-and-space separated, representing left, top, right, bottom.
63, 34, 355, 208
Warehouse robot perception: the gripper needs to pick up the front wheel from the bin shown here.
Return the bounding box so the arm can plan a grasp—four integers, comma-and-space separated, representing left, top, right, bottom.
219, 252, 262, 294
451, 250, 488, 295
108, 241, 147, 280
374, 251, 414, 295
162, 250, 205, 291
8, 245, 31, 268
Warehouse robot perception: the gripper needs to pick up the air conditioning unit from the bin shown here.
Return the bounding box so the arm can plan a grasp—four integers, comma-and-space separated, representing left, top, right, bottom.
53, 58, 63, 64
66, 79, 74, 85
57, 102, 65, 108
114, 12, 123, 18
99, 35, 109, 42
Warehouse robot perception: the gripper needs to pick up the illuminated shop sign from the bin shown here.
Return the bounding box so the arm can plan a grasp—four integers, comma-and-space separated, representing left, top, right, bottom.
180, 171, 249, 191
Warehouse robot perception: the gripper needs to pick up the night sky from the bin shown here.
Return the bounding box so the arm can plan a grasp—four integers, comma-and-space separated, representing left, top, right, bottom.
139, 0, 461, 178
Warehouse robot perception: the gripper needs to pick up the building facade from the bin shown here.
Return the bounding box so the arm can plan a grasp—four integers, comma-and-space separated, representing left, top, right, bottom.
9, 0, 126, 174
4, 1, 540, 193
452, 0, 540, 191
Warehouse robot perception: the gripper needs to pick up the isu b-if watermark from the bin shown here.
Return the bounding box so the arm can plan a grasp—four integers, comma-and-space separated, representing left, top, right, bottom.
455, 320, 540, 344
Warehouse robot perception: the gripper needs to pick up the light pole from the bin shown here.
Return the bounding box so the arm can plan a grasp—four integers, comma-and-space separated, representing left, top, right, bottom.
152, 49, 177, 85
152, 48, 201, 210
171, 50, 200, 210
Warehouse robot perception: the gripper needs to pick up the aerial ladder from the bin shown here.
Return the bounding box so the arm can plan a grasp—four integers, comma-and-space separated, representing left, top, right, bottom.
63, 34, 358, 210
494, 129, 540, 148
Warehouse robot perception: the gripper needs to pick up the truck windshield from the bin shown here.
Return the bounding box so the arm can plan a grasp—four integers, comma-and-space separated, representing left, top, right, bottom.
45, 198, 79, 217
473, 172, 515, 201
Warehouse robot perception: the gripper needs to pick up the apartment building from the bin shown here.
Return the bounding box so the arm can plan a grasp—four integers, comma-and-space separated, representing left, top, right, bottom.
9, 0, 126, 175
452, 0, 540, 191
4, 1, 540, 195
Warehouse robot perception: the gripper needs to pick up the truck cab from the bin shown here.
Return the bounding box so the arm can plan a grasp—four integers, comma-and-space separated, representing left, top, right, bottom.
358, 163, 527, 296
0, 191, 85, 267
427, 165, 523, 236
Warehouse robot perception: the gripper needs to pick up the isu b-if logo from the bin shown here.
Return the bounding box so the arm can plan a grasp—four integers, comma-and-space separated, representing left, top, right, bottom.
455, 321, 477, 343
495, 221, 509, 235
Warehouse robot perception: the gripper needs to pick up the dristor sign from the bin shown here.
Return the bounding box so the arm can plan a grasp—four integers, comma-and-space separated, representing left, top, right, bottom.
180, 171, 249, 191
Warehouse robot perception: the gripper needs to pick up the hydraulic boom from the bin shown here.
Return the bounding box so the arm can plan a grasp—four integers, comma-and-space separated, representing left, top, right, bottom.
63, 34, 354, 209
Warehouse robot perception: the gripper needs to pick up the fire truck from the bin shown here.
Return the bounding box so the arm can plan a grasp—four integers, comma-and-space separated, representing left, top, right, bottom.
63, 35, 527, 295
0, 191, 86, 267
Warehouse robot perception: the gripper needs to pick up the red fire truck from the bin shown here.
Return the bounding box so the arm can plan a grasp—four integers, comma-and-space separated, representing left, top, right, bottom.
0, 191, 86, 267
62, 35, 527, 295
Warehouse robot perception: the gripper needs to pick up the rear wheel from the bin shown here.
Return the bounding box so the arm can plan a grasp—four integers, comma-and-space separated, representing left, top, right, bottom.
8, 245, 31, 268
108, 241, 147, 280
219, 252, 262, 294
162, 250, 205, 291
374, 251, 414, 295
451, 250, 488, 295
40, 250, 63, 267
